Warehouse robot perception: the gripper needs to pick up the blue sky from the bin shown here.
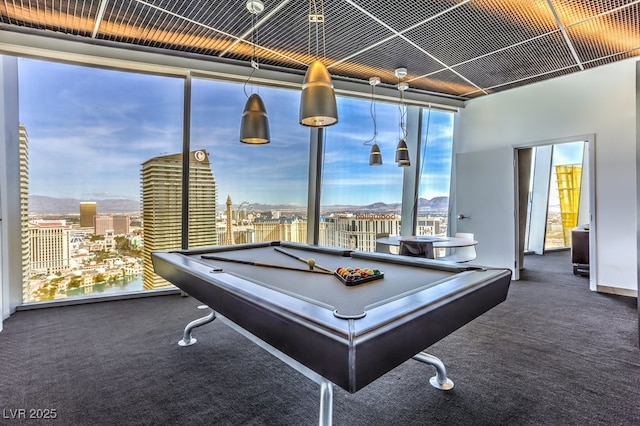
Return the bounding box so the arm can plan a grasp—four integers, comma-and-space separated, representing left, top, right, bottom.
18, 57, 454, 206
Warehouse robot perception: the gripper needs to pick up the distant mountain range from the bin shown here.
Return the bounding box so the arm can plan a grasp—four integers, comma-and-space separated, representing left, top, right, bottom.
29, 196, 141, 215
28, 195, 449, 215
320, 197, 449, 214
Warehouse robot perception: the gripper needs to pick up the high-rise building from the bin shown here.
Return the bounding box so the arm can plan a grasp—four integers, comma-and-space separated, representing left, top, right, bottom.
93, 215, 113, 236
19, 125, 30, 301
321, 214, 401, 252
79, 202, 97, 228
416, 216, 443, 236
253, 218, 286, 242
252, 216, 307, 243
29, 221, 71, 275
112, 215, 130, 235
141, 149, 217, 289
92, 214, 130, 236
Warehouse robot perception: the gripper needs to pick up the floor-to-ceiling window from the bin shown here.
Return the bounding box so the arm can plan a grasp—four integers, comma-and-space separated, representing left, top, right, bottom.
318, 97, 455, 252
190, 78, 310, 246
13, 55, 456, 304
319, 95, 404, 252
416, 108, 454, 242
18, 58, 184, 301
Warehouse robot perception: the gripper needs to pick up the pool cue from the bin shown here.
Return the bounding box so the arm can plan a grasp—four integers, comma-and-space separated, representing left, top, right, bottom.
201, 255, 334, 275
273, 247, 334, 274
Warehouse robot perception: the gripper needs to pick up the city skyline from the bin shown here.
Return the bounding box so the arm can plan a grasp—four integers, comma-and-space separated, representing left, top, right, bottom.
18, 57, 455, 207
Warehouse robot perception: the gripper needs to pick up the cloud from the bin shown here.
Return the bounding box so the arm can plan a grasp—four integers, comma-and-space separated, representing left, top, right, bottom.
19, 57, 455, 206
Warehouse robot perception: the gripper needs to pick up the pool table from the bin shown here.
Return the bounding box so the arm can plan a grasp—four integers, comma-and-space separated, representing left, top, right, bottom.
152, 241, 511, 424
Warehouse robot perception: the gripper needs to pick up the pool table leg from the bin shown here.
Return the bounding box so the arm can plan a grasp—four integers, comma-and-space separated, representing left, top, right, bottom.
412, 352, 455, 390
319, 379, 333, 426
178, 305, 216, 346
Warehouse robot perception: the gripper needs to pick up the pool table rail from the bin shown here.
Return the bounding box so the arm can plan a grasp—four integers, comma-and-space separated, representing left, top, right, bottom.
152, 242, 511, 394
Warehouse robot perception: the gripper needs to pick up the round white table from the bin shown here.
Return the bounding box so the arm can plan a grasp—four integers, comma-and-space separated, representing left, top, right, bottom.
375, 236, 478, 259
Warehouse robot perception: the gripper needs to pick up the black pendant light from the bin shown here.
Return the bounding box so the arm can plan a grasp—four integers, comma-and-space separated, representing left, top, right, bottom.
299, 1, 338, 127
395, 68, 410, 167
240, 93, 270, 144
395, 138, 410, 166
240, 0, 270, 144
300, 61, 338, 127
369, 143, 383, 166
365, 77, 382, 166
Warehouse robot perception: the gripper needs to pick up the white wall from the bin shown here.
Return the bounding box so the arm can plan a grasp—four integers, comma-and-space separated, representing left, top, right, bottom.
457, 57, 638, 296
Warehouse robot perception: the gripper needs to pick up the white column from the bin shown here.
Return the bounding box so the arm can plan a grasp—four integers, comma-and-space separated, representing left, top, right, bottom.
400, 106, 421, 236
0, 55, 21, 325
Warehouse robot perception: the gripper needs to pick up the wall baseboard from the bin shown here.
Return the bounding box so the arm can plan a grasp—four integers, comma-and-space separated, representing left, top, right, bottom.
596, 285, 637, 298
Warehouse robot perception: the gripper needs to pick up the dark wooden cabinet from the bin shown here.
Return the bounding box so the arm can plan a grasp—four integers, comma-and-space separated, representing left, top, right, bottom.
571, 225, 589, 277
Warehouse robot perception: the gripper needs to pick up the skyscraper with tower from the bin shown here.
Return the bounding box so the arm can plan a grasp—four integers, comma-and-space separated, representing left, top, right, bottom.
224, 194, 235, 245
141, 149, 217, 290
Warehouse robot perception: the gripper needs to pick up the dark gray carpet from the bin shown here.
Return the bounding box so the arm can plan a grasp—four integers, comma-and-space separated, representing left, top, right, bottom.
1, 251, 638, 425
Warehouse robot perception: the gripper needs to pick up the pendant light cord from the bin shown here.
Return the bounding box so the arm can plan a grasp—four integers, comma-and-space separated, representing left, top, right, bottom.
243, 10, 258, 98
320, 0, 326, 59
308, 0, 326, 60
398, 85, 408, 140
364, 82, 378, 146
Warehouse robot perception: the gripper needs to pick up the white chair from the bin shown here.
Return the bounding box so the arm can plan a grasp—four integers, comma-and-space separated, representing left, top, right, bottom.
439, 232, 477, 263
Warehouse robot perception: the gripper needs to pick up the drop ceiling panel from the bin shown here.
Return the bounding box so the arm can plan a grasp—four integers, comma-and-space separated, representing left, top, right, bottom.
345, 0, 468, 32
411, 69, 481, 98
329, 36, 444, 85
452, 31, 578, 90
0, 0, 102, 35
0, 0, 639, 101
550, 0, 639, 25
566, 3, 640, 63
97, 0, 237, 55
138, 0, 253, 35
405, 0, 560, 67
241, 0, 396, 67
582, 47, 640, 69
477, 66, 581, 95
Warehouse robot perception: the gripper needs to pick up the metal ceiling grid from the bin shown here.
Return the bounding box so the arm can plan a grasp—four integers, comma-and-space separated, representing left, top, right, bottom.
225, 1, 319, 67
98, 0, 237, 55
584, 47, 640, 70
346, 0, 468, 32
453, 31, 578, 91
234, 0, 397, 68
0, 0, 640, 101
404, 1, 561, 70
480, 66, 581, 94
0, 0, 101, 35
550, 0, 639, 25
329, 36, 445, 85
412, 68, 480, 98
62, 0, 101, 36
566, 3, 640, 64
140, 0, 252, 34
314, 0, 397, 62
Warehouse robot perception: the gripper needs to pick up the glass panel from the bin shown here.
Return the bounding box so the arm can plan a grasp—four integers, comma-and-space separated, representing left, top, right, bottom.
18, 58, 183, 301
190, 79, 309, 246
320, 96, 407, 252
544, 142, 585, 250
417, 109, 454, 238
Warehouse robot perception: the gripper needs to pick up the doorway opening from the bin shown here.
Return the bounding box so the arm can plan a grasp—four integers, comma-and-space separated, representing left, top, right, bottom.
514, 135, 595, 290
